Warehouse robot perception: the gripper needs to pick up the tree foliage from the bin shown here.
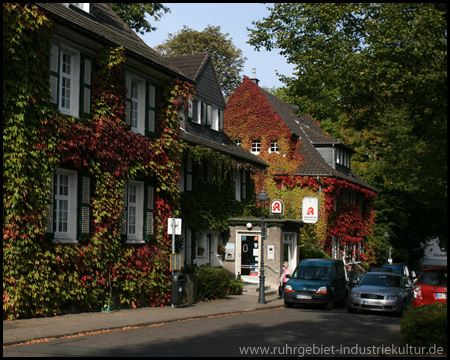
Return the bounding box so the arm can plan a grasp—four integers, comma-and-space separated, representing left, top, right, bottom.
155, 25, 246, 98
248, 3, 447, 257
108, 3, 170, 34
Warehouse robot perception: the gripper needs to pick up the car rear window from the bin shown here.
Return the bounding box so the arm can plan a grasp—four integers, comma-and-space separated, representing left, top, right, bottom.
419, 270, 447, 287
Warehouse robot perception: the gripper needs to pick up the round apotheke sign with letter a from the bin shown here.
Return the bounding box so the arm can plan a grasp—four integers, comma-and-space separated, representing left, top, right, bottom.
270, 199, 284, 215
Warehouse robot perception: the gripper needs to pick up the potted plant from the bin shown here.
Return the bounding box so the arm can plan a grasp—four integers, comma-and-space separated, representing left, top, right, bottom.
197, 246, 205, 256
101, 295, 115, 312
217, 243, 225, 255
217, 243, 225, 261
101, 271, 115, 312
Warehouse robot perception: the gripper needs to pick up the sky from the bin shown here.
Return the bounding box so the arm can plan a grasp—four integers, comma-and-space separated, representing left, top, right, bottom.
140, 3, 295, 90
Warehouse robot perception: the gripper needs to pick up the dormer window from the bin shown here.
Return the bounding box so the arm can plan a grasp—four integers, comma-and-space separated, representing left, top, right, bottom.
335, 147, 350, 168
71, 3, 90, 13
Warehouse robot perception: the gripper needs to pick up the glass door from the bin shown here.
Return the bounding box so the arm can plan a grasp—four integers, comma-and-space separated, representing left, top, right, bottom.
240, 234, 260, 277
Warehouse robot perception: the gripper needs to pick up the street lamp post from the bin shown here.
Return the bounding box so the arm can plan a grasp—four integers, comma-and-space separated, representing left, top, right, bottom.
383, 232, 390, 264
256, 190, 270, 304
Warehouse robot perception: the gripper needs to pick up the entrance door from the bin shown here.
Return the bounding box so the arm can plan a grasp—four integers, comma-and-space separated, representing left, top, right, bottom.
240, 234, 260, 277
283, 233, 297, 270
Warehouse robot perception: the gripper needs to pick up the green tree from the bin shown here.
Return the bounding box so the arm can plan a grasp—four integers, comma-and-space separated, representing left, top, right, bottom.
108, 3, 170, 34
248, 3, 447, 257
155, 25, 246, 98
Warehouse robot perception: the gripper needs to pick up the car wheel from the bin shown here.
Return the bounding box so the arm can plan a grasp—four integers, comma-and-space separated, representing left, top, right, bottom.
284, 300, 293, 308
347, 306, 356, 313
324, 296, 334, 310
396, 300, 406, 316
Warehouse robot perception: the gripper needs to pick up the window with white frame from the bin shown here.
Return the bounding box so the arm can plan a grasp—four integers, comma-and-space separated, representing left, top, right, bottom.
251, 140, 261, 154
125, 74, 146, 135
233, 168, 241, 201
44, 169, 91, 243
130, 80, 139, 129
335, 147, 350, 168
211, 107, 219, 130
191, 99, 201, 124
206, 104, 212, 127
56, 47, 79, 117
269, 140, 279, 153
126, 181, 144, 242
49, 42, 92, 118
120, 181, 154, 243
54, 169, 78, 242
233, 169, 247, 201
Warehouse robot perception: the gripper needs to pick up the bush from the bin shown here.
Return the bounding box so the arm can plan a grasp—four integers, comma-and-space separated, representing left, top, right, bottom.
195, 266, 231, 300
228, 279, 244, 295
401, 303, 447, 351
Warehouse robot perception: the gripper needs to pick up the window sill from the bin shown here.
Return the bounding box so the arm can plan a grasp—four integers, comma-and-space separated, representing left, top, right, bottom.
125, 239, 146, 245
53, 238, 79, 244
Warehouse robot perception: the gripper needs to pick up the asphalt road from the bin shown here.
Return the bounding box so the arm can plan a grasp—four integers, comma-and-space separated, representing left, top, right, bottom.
4, 305, 403, 357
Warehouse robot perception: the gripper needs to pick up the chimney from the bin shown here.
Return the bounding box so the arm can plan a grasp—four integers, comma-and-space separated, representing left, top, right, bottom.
251, 68, 259, 85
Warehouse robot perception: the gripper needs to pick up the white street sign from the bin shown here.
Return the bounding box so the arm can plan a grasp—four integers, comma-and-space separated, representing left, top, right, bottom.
168, 218, 182, 235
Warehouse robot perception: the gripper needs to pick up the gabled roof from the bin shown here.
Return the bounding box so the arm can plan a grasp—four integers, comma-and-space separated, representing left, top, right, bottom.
259, 87, 352, 149
36, 3, 191, 82
164, 53, 226, 108
164, 54, 262, 168
180, 122, 267, 169
256, 84, 376, 191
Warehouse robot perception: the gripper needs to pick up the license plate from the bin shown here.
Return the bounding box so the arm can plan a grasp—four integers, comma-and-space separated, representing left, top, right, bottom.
296, 295, 312, 300
436, 293, 447, 299
363, 300, 381, 305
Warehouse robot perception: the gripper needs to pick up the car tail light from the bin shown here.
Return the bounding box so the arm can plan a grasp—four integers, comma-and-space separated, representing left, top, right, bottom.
414, 285, 422, 299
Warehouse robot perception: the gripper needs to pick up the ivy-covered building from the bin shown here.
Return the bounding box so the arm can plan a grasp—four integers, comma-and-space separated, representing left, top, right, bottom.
1, 3, 203, 319
3, 3, 268, 320
224, 77, 378, 269
164, 53, 267, 268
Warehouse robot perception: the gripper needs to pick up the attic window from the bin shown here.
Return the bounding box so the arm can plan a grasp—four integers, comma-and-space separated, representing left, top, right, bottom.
335, 147, 350, 168
251, 140, 261, 154
269, 141, 279, 153
71, 3, 90, 13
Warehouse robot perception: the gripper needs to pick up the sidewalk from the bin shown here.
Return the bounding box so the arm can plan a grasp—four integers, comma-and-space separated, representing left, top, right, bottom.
3, 293, 283, 347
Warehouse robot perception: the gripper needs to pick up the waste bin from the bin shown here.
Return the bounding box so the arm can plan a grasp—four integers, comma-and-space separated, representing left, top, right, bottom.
171, 271, 184, 305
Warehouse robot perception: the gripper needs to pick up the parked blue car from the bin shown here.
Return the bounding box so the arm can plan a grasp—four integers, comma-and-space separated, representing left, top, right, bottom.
283, 259, 347, 310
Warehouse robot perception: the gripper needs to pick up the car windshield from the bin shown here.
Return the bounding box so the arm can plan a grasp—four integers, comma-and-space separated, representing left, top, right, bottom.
359, 273, 402, 288
419, 270, 447, 287
293, 266, 332, 280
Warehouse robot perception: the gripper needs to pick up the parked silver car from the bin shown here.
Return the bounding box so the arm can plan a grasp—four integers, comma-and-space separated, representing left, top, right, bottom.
347, 271, 413, 315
